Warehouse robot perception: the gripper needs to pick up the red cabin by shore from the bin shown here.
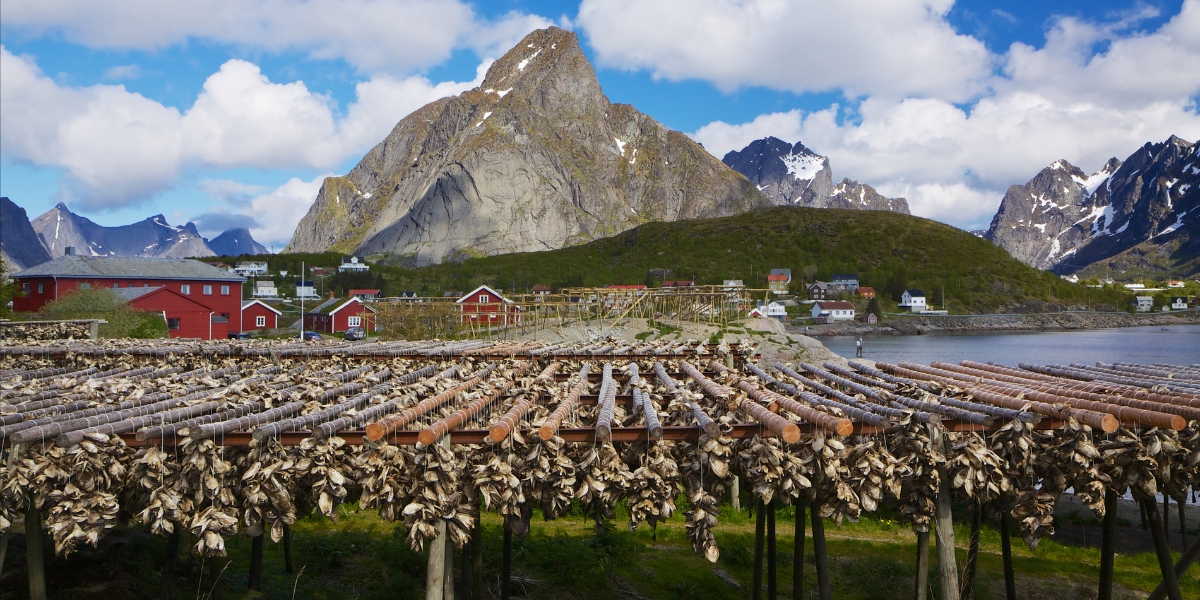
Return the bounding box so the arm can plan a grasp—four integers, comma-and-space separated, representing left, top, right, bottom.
110, 287, 228, 339
12, 254, 245, 340
457, 285, 521, 325
303, 296, 376, 333
241, 300, 282, 331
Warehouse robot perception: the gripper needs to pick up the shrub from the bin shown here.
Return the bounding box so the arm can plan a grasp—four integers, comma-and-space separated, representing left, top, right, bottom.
37, 288, 168, 338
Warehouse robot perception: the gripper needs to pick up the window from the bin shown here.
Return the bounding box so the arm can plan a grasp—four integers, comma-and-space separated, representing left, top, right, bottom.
256, 315, 266, 327
37, 283, 44, 294
80, 283, 91, 290
479, 294, 490, 304
21, 283, 30, 294
348, 316, 361, 327
181, 284, 191, 295
203, 285, 212, 295
221, 285, 230, 295
167, 318, 181, 330
113, 283, 118, 288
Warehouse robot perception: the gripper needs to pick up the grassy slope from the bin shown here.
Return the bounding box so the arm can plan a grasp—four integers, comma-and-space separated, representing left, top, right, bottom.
3, 502, 1183, 600
219, 207, 1133, 313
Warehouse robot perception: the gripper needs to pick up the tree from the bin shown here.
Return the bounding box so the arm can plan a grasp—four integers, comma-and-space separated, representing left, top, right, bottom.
0, 258, 16, 319
866, 296, 882, 318
801, 264, 819, 282
37, 288, 167, 338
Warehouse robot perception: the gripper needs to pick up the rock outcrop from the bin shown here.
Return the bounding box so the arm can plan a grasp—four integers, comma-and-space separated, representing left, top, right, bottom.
721, 136, 909, 213
285, 27, 768, 264
1, 197, 52, 271
207, 228, 269, 256
984, 136, 1198, 276
32, 203, 214, 260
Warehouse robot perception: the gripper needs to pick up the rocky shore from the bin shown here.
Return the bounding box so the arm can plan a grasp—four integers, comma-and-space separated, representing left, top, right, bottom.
795, 310, 1200, 336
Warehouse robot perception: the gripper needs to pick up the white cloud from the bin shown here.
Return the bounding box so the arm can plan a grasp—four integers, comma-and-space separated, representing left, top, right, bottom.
0, 46, 486, 210
688, 2, 1200, 229
0, 0, 543, 76
241, 175, 329, 248
103, 64, 142, 80
577, 0, 994, 101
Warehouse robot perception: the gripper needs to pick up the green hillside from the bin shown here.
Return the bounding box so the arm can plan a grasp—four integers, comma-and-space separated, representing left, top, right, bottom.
215, 207, 1134, 314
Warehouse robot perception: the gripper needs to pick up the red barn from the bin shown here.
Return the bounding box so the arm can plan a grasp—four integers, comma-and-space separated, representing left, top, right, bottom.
13, 254, 246, 336
241, 300, 282, 331
303, 296, 376, 333
113, 287, 227, 339
457, 285, 520, 325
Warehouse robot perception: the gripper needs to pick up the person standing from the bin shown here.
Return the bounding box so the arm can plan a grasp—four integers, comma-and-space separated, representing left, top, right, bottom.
856, 337, 863, 357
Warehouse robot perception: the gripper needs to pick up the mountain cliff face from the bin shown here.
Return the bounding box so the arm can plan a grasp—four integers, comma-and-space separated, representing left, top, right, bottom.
286, 27, 768, 264
1, 197, 52, 271
984, 136, 1198, 276
721, 137, 909, 213
207, 228, 269, 256
33, 203, 214, 259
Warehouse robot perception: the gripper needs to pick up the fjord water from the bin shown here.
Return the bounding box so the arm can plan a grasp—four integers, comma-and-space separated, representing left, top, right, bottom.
820, 324, 1200, 367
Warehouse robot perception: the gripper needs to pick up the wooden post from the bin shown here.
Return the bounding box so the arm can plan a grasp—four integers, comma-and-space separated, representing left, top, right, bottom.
443, 531, 455, 600
460, 535, 472, 600
1098, 490, 1118, 600
914, 528, 931, 600
161, 529, 181, 600
471, 523, 483, 600
811, 508, 831, 600
768, 502, 777, 600
753, 500, 765, 600
248, 534, 264, 591
426, 519, 448, 600
933, 427, 960, 600
0, 443, 23, 580
1148, 534, 1200, 600
1142, 498, 1183, 600
26, 505, 47, 600
1179, 499, 1187, 549
960, 503, 981, 600
732, 476, 742, 512
999, 512, 1016, 600
793, 499, 806, 600
1164, 495, 1170, 542
283, 524, 294, 573
501, 521, 512, 600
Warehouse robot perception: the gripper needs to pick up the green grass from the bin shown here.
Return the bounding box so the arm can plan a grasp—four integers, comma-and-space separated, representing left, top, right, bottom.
218, 207, 1133, 314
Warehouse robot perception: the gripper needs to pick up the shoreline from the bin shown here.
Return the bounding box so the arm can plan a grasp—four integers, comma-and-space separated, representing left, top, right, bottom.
791, 310, 1200, 336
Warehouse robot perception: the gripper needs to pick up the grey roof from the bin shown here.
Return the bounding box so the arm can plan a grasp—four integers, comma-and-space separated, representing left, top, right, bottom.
831, 273, 859, 281
14, 255, 245, 282
111, 286, 163, 302
769, 268, 791, 276
808, 281, 828, 289
905, 289, 926, 297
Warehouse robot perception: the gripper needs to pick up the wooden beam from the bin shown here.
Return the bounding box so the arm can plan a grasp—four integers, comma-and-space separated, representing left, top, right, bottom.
933, 427, 960, 600
1098, 490, 1117, 600
26, 505, 47, 600
1000, 512, 1016, 600
915, 529, 930, 600
248, 534, 264, 591
753, 501, 765, 600
811, 509, 831, 600
1142, 498, 1183, 600
793, 499, 806, 600
768, 502, 777, 600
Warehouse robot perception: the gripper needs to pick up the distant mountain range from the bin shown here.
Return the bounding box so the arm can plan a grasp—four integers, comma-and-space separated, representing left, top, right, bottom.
983, 136, 1199, 277
721, 137, 910, 213
0, 199, 268, 272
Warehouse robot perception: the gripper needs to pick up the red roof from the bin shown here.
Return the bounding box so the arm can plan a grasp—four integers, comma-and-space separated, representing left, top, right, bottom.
605, 284, 646, 289
816, 301, 855, 310
349, 289, 381, 295
767, 274, 789, 281
532, 285, 552, 292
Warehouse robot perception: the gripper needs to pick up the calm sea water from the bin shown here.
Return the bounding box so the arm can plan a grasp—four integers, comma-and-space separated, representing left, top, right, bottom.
818, 324, 1200, 368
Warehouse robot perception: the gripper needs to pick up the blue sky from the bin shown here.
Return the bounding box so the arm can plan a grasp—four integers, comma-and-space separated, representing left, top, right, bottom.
2, 0, 1198, 247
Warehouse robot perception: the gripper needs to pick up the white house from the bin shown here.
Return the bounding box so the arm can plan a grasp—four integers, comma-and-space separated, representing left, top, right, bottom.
830, 273, 860, 292
338, 256, 370, 273
252, 280, 278, 298
295, 280, 319, 300
1171, 296, 1188, 310
233, 261, 268, 277
1135, 296, 1154, 312
900, 289, 927, 311
811, 301, 856, 323
1167, 280, 1184, 288
1125, 283, 1146, 290
723, 279, 745, 290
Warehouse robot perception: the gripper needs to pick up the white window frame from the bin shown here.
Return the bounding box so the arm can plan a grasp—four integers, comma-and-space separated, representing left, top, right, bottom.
37, 283, 44, 294
348, 316, 362, 327
203, 285, 213, 295
221, 285, 230, 295
256, 315, 266, 327
181, 284, 191, 295
479, 294, 490, 304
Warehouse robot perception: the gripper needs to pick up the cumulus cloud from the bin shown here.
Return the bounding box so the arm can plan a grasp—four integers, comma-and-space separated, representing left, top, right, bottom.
689, 2, 1200, 228
0, 0, 549, 75
103, 64, 142, 80
577, 0, 994, 100
243, 175, 329, 248
0, 46, 487, 209
191, 211, 262, 236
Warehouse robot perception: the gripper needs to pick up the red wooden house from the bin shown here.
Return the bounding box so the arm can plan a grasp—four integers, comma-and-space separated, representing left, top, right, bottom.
113, 287, 227, 339
13, 253, 246, 337
457, 285, 521, 325
303, 296, 376, 333
241, 300, 282, 331
348, 289, 381, 300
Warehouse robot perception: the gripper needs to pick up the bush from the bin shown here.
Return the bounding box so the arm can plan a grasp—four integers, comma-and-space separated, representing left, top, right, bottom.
37, 288, 168, 338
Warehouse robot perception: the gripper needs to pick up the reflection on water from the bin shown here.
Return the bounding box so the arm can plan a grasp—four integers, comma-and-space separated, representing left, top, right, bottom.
816, 324, 1200, 368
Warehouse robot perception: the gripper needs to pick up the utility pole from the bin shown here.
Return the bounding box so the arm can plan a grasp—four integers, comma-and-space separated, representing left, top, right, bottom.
300, 261, 305, 339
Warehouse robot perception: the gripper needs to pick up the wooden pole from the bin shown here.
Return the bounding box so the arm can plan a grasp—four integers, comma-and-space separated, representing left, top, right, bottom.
0, 443, 23, 580
501, 521, 512, 600
161, 529, 181, 600
248, 534, 264, 591
471, 524, 483, 600
753, 500, 765, 600
1179, 498, 1187, 550
960, 503, 981, 600
26, 505, 47, 600
283, 524, 294, 573
731, 476, 741, 512
933, 427, 960, 600
1164, 495, 1170, 542
1098, 490, 1118, 600
1142, 498, 1183, 600
915, 529, 931, 600
768, 502, 777, 600
1148, 534, 1200, 600
443, 530, 455, 600
460, 535, 472, 600
793, 499, 806, 600
426, 519, 448, 600
811, 508, 831, 600
1000, 512, 1016, 600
